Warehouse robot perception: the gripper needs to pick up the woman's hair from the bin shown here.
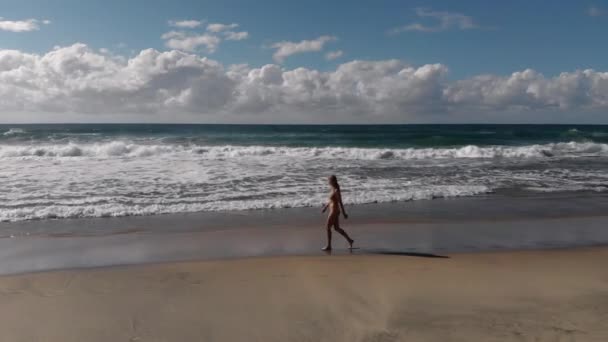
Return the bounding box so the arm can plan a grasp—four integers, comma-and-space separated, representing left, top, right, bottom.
329, 175, 340, 190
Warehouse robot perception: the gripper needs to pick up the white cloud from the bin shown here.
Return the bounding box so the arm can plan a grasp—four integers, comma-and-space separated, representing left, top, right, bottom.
160, 31, 185, 40
0, 44, 234, 115
390, 8, 477, 34
325, 50, 344, 61
271, 35, 337, 63
207, 23, 238, 32
168, 20, 203, 28
0, 43, 607, 123
163, 32, 221, 53
161, 21, 248, 53
444, 69, 608, 110
0, 18, 50, 32
206, 22, 249, 42
225, 31, 249, 41
588, 6, 606, 17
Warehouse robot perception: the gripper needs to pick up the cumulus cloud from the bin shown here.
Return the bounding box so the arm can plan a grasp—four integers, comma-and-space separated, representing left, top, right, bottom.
207, 23, 249, 41
0, 43, 607, 122
325, 50, 344, 61
390, 8, 477, 33
271, 35, 336, 63
168, 19, 203, 28
207, 23, 238, 32
445, 69, 608, 111
0, 18, 51, 32
225, 31, 249, 41
162, 31, 221, 52
0, 44, 234, 115
162, 21, 248, 53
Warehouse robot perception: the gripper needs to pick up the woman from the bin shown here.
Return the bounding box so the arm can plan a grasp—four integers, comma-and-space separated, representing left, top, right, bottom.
321, 175, 354, 251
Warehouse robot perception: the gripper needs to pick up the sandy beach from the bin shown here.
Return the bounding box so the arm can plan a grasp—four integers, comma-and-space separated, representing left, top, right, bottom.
2, 2, 608, 340
1, 195, 608, 341
1, 247, 607, 341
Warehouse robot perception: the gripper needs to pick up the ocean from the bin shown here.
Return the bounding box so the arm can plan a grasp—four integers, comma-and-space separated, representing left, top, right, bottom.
1, 124, 608, 222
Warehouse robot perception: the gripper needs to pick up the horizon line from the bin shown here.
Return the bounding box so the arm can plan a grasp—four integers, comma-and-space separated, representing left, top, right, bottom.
1, 122, 608, 126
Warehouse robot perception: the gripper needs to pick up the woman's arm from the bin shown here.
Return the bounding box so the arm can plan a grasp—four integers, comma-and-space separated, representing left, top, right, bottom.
322, 202, 329, 213
338, 190, 348, 219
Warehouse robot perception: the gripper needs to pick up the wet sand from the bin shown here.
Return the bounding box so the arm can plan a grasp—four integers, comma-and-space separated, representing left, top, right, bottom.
1, 247, 607, 341
2, 193, 608, 275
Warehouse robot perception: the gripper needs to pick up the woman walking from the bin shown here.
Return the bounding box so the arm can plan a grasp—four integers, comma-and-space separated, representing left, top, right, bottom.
321, 175, 354, 251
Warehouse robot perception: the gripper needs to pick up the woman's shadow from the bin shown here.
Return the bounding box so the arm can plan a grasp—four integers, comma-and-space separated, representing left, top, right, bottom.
323, 249, 449, 259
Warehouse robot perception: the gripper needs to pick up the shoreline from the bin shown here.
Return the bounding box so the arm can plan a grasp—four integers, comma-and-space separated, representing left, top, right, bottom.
2, 191, 608, 236
1, 247, 607, 341
1, 192, 608, 275
2, 215, 608, 276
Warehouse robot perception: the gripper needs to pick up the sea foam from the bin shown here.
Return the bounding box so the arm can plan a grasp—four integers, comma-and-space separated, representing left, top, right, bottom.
1, 138, 608, 222
1, 141, 607, 160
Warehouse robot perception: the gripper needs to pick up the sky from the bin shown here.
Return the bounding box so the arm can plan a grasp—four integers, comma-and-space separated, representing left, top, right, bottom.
0, 0, 607, 123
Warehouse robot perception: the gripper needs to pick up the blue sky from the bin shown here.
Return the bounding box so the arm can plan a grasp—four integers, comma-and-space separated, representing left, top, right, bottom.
0, 0, 607, 123
3, 0, 607, 78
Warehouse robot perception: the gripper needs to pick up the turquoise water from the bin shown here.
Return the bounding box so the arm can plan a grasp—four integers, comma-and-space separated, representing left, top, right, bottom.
1, 124, 608, 222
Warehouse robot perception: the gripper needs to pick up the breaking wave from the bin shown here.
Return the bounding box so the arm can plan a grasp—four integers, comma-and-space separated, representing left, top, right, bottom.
1, 141, 607, 160
0, 185, 491, 222
2, 125, 608, 223
2, 128, 26, 136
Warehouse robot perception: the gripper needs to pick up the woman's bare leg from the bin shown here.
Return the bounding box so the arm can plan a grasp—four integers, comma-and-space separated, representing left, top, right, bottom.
333, 216, 354, 248
322, 213, 337, 251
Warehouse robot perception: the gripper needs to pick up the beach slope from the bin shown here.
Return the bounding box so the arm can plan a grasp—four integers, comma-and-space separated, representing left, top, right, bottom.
1, 248, 607, 341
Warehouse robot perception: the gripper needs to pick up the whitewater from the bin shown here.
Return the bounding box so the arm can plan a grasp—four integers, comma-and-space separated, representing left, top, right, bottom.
1, 124, 608, 222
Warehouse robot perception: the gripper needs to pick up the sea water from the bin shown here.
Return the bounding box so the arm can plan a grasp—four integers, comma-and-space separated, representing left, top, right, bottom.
1, 124, 608, 222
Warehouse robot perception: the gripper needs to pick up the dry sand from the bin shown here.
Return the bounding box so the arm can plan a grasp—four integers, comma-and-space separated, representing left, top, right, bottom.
1, 247, 608, 342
